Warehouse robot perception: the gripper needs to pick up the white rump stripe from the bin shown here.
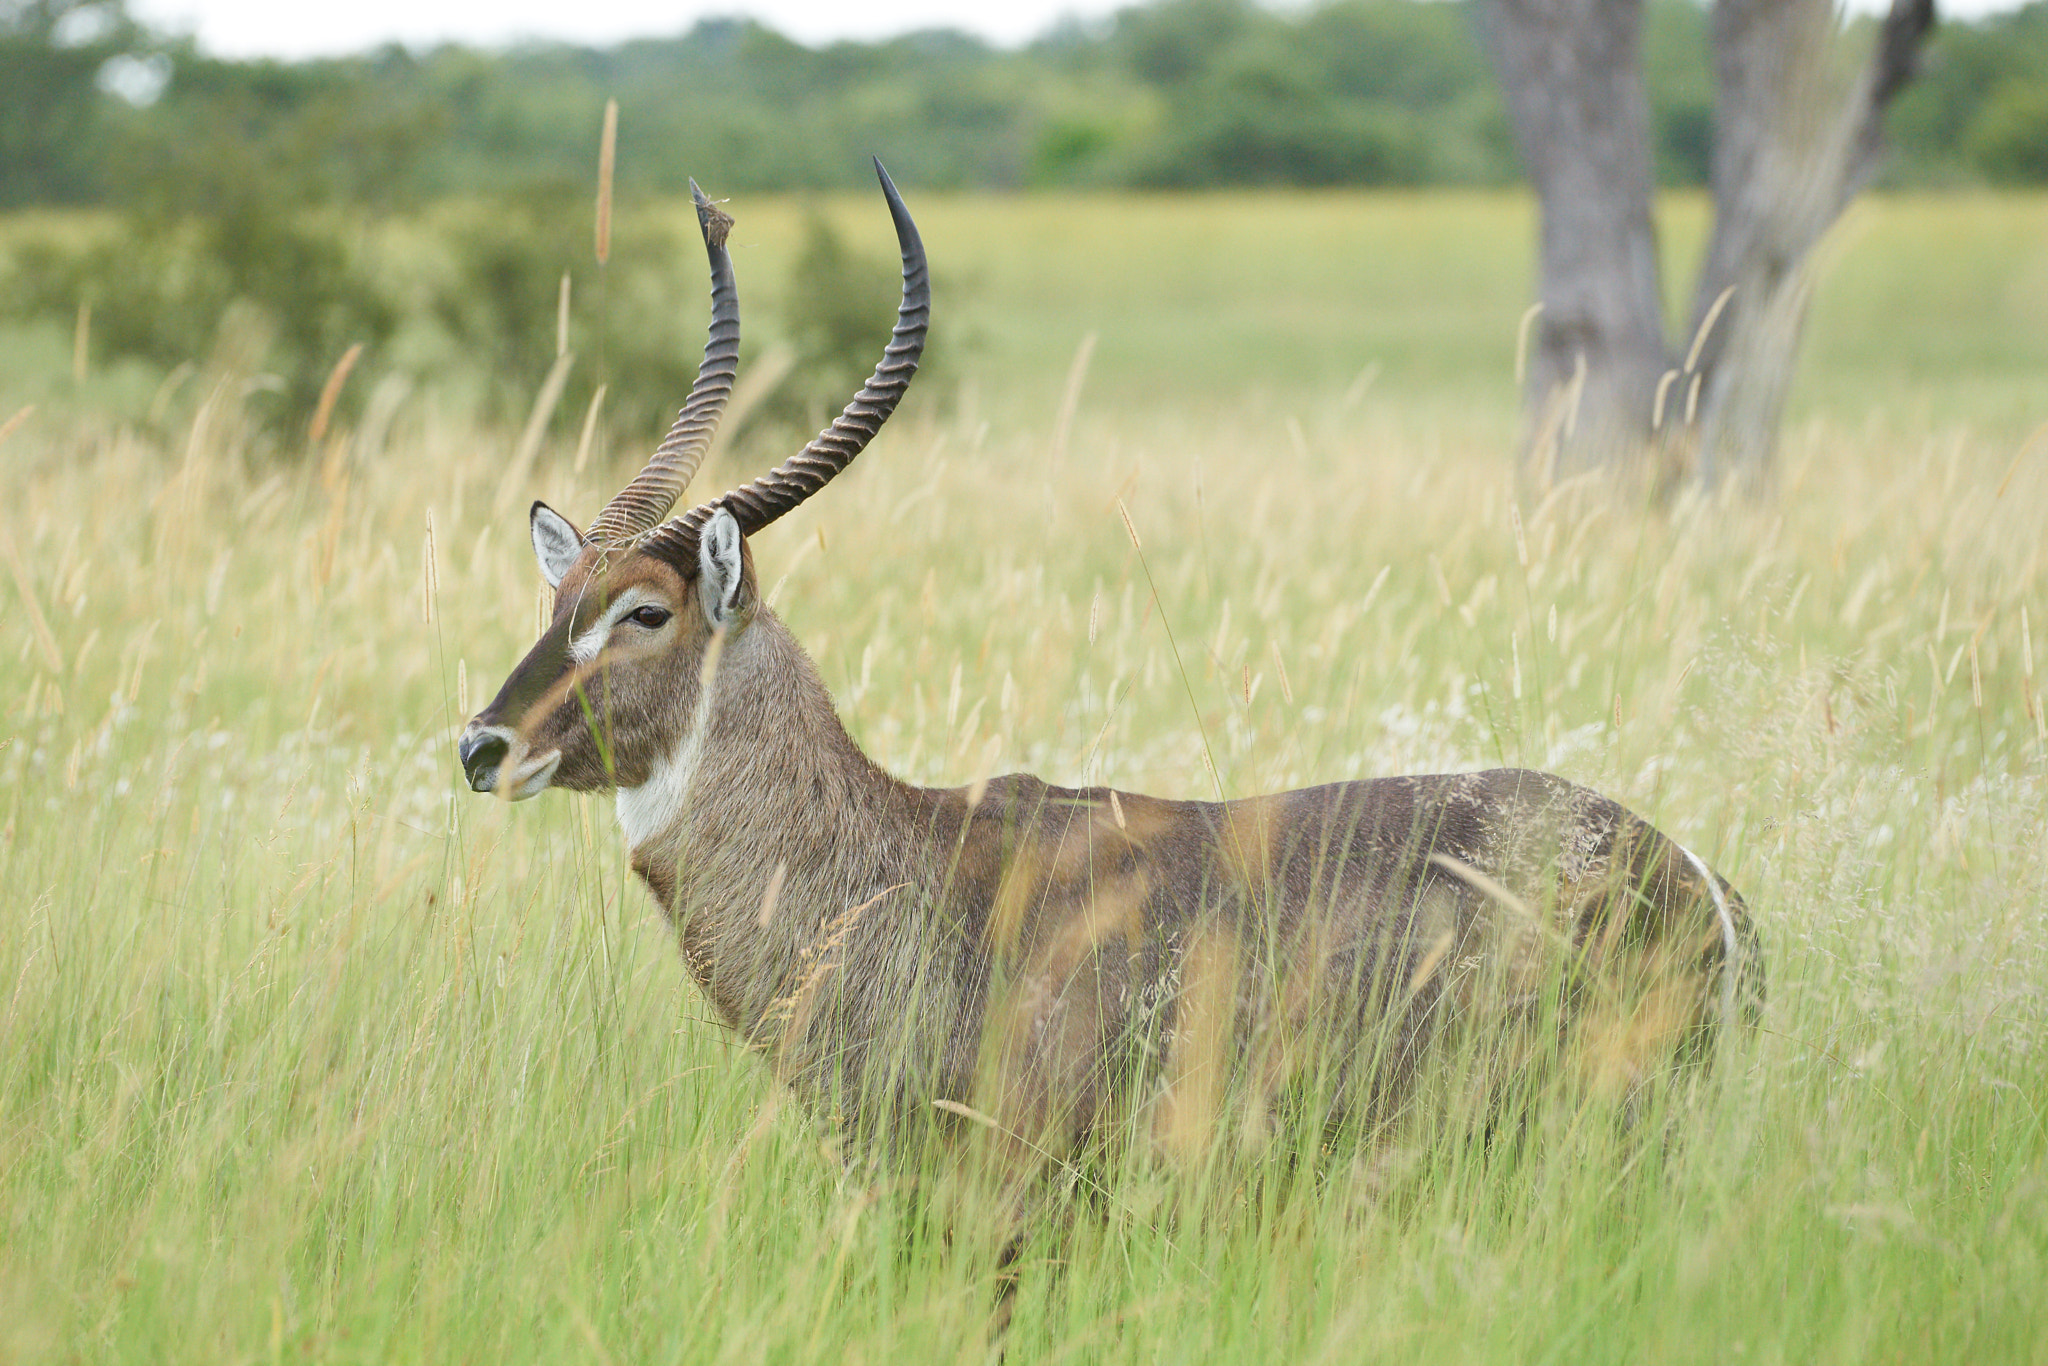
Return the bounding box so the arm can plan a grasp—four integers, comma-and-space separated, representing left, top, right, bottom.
1678, 842, 1742, 1023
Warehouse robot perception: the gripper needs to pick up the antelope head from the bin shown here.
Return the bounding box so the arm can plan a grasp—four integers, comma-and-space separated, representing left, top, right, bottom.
457, 162, 930, 803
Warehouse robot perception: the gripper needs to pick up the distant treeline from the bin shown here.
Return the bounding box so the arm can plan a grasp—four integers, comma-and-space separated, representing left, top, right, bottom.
6, 0, 2048, 210
4, 0, 2044, 445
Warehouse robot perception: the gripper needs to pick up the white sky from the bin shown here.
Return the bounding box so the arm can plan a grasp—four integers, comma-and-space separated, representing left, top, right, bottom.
127, 0, 2025, 60
127, 0, 1120, 55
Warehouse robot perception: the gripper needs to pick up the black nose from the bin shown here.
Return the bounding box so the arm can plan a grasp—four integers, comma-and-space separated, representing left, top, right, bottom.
458, 728, 508, 792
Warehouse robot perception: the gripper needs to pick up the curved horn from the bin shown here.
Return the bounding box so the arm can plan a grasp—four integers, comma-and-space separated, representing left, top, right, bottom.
643, 158, 928, 568
585, 180, 740, 546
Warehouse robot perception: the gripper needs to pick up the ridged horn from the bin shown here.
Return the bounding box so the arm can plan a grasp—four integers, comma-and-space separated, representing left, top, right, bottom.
643, 158, 928, 569
585, 180, 740, 546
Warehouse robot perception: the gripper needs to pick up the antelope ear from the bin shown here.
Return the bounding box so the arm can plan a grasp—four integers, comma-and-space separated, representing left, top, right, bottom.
697, 507, 753, 628
530, 502, 584, 588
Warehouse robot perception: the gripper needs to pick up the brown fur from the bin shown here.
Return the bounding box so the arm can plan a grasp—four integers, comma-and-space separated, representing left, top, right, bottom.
466, 533, 1762, 1184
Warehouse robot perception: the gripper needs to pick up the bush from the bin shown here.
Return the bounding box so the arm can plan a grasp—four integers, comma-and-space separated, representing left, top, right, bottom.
0, 204, 394, 433
0, 186, 728, 448
1135, 57, 1429, 187
1966, 79, 2048, 184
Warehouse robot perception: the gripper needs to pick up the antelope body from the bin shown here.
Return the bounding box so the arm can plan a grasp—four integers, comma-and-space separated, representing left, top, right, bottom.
459, 167, 1758, 1176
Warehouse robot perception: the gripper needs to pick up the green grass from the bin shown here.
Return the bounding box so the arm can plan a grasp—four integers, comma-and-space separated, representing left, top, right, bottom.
3, 191, 2046, 1362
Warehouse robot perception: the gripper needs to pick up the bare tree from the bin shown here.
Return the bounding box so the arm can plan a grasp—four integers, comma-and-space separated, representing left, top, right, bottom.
1483, 0, 1936, 492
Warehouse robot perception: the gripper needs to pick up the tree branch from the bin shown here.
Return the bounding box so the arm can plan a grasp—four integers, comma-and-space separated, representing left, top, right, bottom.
1685, 0, 1938, 490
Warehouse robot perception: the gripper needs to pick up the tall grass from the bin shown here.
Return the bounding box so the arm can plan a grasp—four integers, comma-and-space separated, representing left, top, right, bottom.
2, 193, 2045, 1362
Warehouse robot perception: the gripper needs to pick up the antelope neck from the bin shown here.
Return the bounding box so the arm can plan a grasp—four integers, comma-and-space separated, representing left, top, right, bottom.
612, 612, 905, 861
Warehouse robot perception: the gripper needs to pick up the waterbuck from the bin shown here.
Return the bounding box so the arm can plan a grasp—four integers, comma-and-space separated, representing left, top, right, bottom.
458, 164, 1759, 1192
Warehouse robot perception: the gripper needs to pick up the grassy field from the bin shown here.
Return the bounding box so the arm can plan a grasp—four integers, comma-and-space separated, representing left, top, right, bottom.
2, 191, 2045, 1363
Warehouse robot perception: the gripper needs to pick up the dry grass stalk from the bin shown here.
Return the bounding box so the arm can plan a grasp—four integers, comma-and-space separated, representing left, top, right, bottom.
768, 885, 906, 1073
572, 385, 607, 474
594, 99, 618, 266
1514, 302, 1542, 387
714, 342, 795, 442
495, 352, 576, 518
1652, 368, 1680, 432
756, 863, 789, 928
1, 526, 63, 673
422, 510, 440, 627
1685, 286, 1736, 375
72, 301, 89, 385
556, 274, 572, 359
308, 342, 363, 446
1050, 330, 1096, 469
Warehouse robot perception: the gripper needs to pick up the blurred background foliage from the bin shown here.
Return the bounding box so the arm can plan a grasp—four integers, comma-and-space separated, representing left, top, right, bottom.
10, 0, 2045, 206
2, 0, 2045, 440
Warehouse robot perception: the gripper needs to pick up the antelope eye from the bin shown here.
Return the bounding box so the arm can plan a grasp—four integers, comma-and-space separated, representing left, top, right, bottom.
626, 605, 672, 629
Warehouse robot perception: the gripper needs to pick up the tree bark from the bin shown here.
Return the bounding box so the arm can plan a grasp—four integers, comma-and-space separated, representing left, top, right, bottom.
1483, 0, 1674, 479
1482, 0, 1935, 494
1687, 0, 1936, 490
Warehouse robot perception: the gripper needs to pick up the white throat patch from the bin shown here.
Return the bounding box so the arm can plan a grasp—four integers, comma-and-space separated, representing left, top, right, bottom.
613, 638, 723, 850
613, 620, 728, 852
615, 731, 699, 851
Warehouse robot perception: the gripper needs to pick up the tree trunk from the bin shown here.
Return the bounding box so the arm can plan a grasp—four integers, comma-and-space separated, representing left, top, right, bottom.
1483, 0, 1935, 494
1687, 0, 1936, 491
1483, 0, 1674, 479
